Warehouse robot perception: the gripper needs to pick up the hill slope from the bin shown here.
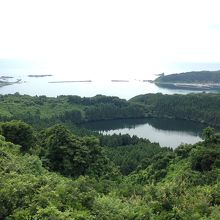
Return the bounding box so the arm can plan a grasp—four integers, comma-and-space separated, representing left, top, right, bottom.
155, 70, 220, 84
1, 123, 220, 219
130, 93, 220, 126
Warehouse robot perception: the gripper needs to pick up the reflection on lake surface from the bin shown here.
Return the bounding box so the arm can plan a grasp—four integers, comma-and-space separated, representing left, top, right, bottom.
82, 118, 206, 148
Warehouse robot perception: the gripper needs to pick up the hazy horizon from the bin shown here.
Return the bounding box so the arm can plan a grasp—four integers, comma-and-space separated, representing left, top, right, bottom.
1, 59, 220, 81
1, 1, 220, 80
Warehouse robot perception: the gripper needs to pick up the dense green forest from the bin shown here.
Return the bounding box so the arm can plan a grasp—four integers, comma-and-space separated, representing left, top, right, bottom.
154, 70, 220, 83
1, 93, 220, 219
0, 119, 220, 219
2, 93, 220, 128
131, 93, 220, 127
0, 93, 145, 128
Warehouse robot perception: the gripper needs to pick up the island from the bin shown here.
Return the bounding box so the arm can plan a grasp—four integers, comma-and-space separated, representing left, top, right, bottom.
0, 76, 14, 79
111, 80, 129, 82
28, 74, 53, 77
0, 78, 21, 88
48, 80, 92, 83
153, 70, 220, 90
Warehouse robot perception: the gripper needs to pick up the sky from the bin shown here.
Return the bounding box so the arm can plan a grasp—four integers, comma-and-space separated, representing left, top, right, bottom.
0, 0, 220, 79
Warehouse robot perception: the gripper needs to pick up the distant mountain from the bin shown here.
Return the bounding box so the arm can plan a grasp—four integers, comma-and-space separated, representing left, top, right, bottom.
154, 70, 220, 83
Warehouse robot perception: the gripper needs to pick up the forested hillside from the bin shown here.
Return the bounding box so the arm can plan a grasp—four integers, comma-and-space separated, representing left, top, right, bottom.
154, 70, 220, 83
2, 93, 220, 129
0, 120, 220, 219
131, 93, 220, 126
1, 93, 220, 218
0, 93, 145, 128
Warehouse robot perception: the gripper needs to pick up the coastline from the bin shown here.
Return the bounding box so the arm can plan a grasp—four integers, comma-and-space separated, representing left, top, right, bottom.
154, 82, 220, 91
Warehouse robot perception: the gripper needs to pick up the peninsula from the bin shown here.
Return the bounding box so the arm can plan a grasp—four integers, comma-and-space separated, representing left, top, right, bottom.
154, 70, 220, 90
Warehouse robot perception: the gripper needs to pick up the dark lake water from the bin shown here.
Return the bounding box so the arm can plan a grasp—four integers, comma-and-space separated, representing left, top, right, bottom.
81, 118, 207, 148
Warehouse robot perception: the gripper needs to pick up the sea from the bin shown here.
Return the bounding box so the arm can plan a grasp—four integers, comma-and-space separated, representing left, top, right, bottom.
1, 60, 220, 99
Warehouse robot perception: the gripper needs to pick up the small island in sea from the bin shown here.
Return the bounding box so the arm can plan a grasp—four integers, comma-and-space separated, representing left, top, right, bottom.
111, 80, 129, 82
0, 77, 22, 87
0, 76, 14, 79
153, 70, 220, 91
48, 80, 92, 83
28, 74, 53, 77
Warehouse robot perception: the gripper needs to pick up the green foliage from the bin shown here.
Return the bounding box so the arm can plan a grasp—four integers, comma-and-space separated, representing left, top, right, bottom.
1, 125, 220, 219
92, 194, 151, 220
3, 93, 220, 129
174, 144, 194, 159
105, 142, 169, 175
132, 151, 176, 184
41, 124, 117, 178
99, 133, 147, 147
154, 70, 220, 83
0, 120, 35, 152
202, 126, 216, 144
131, 93, 220, 126
0, 94, 145, 129
1, 92, 220, 219
0, 137, 96, 219
191, 146, 220, 172
85, 103, 144, 121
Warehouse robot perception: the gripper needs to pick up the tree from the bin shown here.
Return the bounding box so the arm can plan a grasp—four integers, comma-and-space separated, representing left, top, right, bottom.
0, 120, 35, 152
202, 127, 216, 144
42, 124, 112, 177
191, 147, 220, 172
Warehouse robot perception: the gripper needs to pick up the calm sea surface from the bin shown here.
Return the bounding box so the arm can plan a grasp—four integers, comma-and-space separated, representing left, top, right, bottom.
0, 73, 205, 99
1, 60, 220, 99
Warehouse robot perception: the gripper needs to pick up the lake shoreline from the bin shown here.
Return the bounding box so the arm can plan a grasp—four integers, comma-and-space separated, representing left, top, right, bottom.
80, 115, 213, 131
81, 117, 204, 148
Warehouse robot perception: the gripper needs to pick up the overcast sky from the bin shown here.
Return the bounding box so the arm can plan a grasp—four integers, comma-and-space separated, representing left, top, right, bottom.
1, 0, 220, 79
